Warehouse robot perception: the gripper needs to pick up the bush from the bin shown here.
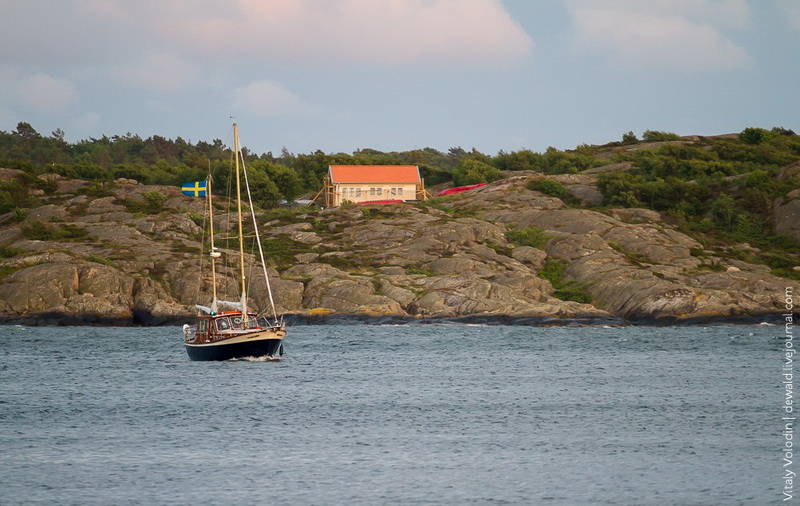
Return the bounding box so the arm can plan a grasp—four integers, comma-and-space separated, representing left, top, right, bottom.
452, 159, 504, 186
21, 221, 88, 241
739, 127, 770, 145
506, 226, 549, 249
526, 179, 571, 199
0, 245, 24, 258
642, 130, 681, 142
126, 190, 168, 214
622, 131, 638, 144
539, 259, 592, 303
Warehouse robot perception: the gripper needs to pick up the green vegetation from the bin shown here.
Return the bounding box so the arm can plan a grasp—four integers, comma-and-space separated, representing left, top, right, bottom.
2, 120, 797, 279
0, 245, 24, 258
406, 266, 437, 276
594, 126, 800, 278
452, 158, 504, 186
539, 259, 592, 303
361, 207, 397, 220
256, 236, 314, 269
506, 226, 549, 249
608, 241, 652, 265
524, 178, 581, 205
21, 221, 89, 241
642, 130, 681, 142
85, 254, 116, 267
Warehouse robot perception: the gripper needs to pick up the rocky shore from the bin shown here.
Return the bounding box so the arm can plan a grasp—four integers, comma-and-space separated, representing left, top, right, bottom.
0, 164, 798, 326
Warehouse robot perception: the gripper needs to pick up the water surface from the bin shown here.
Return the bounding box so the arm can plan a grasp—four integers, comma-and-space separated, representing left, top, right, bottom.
0, 324, 783, 504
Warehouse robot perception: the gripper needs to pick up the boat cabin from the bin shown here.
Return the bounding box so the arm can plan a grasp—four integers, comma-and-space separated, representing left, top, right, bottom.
189, 312, 276, 343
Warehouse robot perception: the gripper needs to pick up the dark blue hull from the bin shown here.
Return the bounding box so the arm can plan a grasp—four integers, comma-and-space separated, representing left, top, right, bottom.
185, 333, 284, 361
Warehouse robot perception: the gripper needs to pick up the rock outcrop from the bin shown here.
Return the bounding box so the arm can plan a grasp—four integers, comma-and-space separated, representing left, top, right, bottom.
0, 170, 797, 325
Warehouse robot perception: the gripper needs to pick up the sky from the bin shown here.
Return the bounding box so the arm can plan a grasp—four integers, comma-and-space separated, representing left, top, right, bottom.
1, 0, 798, 156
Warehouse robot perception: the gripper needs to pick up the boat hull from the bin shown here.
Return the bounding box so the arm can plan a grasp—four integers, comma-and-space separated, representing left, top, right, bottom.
184, 328, 285, 361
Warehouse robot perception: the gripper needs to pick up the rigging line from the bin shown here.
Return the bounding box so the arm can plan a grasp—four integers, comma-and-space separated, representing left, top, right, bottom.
197, 195, 208, 304
239, 144, 279, 322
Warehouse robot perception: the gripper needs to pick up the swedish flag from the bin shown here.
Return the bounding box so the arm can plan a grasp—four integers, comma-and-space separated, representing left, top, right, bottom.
181, 181, 207, 197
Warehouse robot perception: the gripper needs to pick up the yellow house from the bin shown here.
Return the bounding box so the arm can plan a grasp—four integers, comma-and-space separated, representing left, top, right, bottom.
325, 165, 424, 207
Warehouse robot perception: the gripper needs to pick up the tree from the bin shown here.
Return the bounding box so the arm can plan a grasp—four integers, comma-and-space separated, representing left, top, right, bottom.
246, 167, 282, 209
710, 193, 737, 228
452, 158, 503, 186
642, 130, 680, 142
261, 162, 302, 202
739, 127, 769, 145
13, 122, 40, 139
622, 131, 638, 144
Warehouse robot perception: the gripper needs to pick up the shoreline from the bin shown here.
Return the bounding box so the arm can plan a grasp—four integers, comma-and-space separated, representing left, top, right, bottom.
1, 312, 795, 328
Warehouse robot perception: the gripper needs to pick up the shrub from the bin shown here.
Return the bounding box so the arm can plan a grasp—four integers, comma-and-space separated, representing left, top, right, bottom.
539, 259, 592, 303
125, 190, 169, 214
0, 245, 24, 258
739, 127, 770, 145
506, 226, 549, 249
21, 221, 88, 241
143, 190, 168, 209
452, 159, 504, 186
642, 130, 681, 142
406, 266, 437, 276
526, 179, 571, 199
622, 131, 638, 144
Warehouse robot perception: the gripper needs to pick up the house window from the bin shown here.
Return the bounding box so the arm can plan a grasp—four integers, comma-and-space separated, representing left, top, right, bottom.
390, 187, 404, 197
342, 187, 361, 198
370, 187, 381, 196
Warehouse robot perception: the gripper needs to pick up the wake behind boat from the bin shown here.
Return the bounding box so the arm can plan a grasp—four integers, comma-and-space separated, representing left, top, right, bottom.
182, 123, 286, 361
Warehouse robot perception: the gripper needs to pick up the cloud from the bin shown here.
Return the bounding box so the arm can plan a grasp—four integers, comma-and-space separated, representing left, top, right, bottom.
111, 53, 196, 94
73, 112, 102, 131
229, 80, 319, 117
15, 73, 78, 111
776, 0, 800, 32
567, 0, 751, 71
83, 0, 533, 67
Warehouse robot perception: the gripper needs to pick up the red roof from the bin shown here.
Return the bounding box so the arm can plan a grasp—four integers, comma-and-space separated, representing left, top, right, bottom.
329, 165, 420, 184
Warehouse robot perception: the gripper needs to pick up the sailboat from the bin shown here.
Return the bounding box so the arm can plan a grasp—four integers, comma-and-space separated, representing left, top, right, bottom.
183, 123, 286, 361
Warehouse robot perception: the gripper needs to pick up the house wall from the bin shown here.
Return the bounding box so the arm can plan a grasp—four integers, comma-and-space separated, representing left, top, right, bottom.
333, 183, 418, 206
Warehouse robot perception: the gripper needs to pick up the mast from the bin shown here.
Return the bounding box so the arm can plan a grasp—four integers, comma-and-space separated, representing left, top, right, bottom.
233, 123, 248, 319
207, 175, 219, 314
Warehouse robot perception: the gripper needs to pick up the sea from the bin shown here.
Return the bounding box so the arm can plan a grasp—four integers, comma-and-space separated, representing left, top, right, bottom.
0, 323, 790, 505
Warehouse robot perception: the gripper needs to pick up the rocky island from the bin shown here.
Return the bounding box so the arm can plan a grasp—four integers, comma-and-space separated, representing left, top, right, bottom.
0, 129, 798, 326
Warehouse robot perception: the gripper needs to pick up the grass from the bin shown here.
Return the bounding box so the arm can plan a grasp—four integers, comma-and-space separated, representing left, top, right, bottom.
406, 266, 437, 277
506, 226, 549, 249
326, 255, 361, 271
0, 245, 24, 258
124, 190, 171, 214
258, 206, 316, 224
361, 207, 397, 220
697, 263, 726, 272
21, 221, 89, 241
0, 264, 21, 280
85, 254, 116, 267
256, 236, 316, 269
416, 197, 477, 218
608, 240, 653, 265
539, 259, 593, 303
